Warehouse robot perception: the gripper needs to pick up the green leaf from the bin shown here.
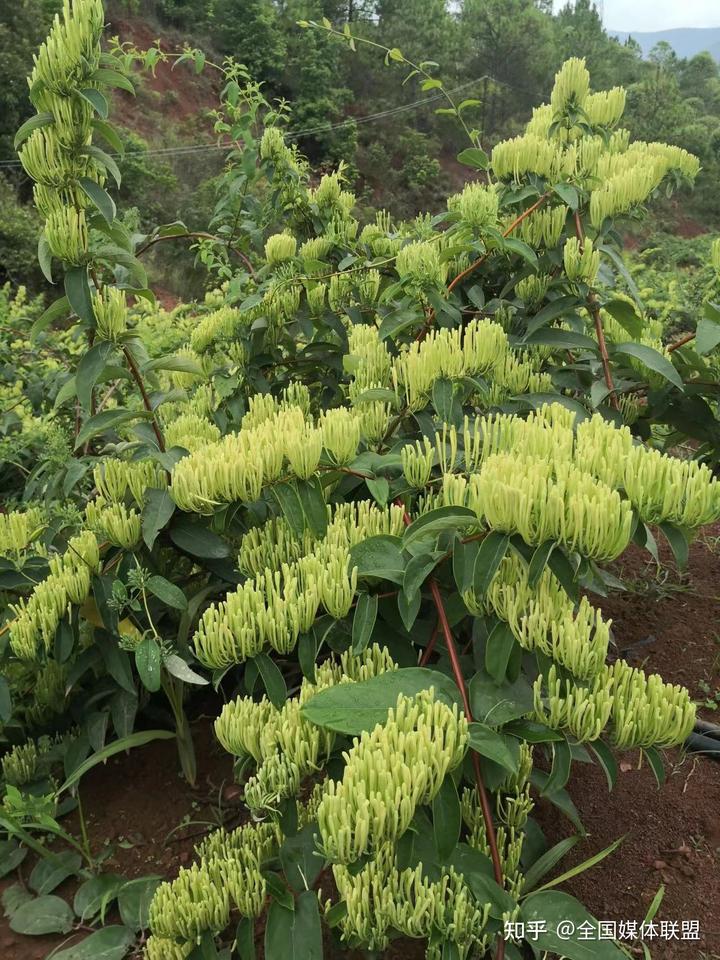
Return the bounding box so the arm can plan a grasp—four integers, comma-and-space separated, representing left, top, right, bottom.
296, 477, 328, 537
38, 233, 53, 283
696, 302, 720, 355
484, 620, 516, 684
469, 672, 533, 727
14, 111, 54, 149
163, 654, 207, 685
142, 489, 175, 550
64, 267, 95, 325
468, 722, 520, 774
643, 745, 666, 787
525, 295, 578, 337
589, 740, 618, 791
521, 892, 626, 959
91, 67, 135, 94
147, 574, 187, 610
525, 328, 598, 352
604, 299, 644, 339
432, 774, 461, 860
169, 517, 231, 559
84, 144, 122, 187
0, 676, 11, 724
51, 925, 136, 960
9, 895, 74, 935
403, 506, 478, 547
271, 482, 306, 537
265, 892, 322, 960
29, 851, 81, 895
523, 837, 580, 893
350, 535, 404, 582
78, 177, 116, 223
301, 667, 461, 734
92, 118, 124, 154
57, 731, 174, 795
118, 876, 161, 931
553, 182, 579, 209
95, 632, 135, 694
0, 840, 27, 878
255, 652, 287, 709
452, 538, 479, 595
235, 916, 256, 960
366, 475, 390, 506
472, 532, 509, 598
403, 551, 438, 600
397, 588, 421, 631
352, 592, 378, 654
135, 636, 162, 693
532, 836, 624, 894
76, 340, 113, 413
528, 540, 555, 589
659, 522, 689, 571
74, 407, 150, 449
280, 823, 324, 893
74, 874, 126, 922
613, 342, 683, 390
542, 739, 572, 795
456, 147, 489, 170
78, 87, 109, 118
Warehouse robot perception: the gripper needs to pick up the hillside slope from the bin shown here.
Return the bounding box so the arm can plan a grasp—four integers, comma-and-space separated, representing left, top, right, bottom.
610, 26, 720, 60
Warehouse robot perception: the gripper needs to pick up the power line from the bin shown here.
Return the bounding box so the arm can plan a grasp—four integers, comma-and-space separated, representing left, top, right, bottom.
0, 75, 526, 170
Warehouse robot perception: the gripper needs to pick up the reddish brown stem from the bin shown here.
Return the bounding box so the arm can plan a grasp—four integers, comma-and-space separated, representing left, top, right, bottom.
396, 504, 505, 958
416, 192, 551, 344
574, 211, 619, 410
122, 345, 166, 452
667, 331, 695, 353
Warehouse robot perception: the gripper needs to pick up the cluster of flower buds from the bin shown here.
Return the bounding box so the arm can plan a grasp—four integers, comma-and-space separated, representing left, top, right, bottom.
94, 287, 127, 341
712, 237, 720, 274
485, 352, 553, 405
584, 87, 627, 128
391, 320, 510, 411
149, 820, 279, 943
460, 452, 633, 560
144, 938, 191, 960
517, 205, 567, 249
607, 660, 696, 749
300, 236, 332, 263
516, 274, 550, 307
550, 57, 591, 117
401, 438, 435, 488
305, 281, 327, 315
359, 213, 403, 258
10, 531, 99, 660
20, 0, 107, 265
535, 659, 695, 748
93, 458, 167, 506
193, 535, 357, 667
467, 555, 610, 680
563, 236, 600, 284
346, 324, 392, 400
1, 736, 56, 787
0, 507, 45, 559
189, 306, 245, 354
319, 407, 363, 465
575, 414, 720, 527
164, 413, 221, 453
85, 497, 141, 549
317, 691, 468, 863
491, 134, 558, 182
395, 240, 448, 296
461, 742, 533, 898
331, 843, 490, 956
264, 231, 297, 265
447, 182, 500, 233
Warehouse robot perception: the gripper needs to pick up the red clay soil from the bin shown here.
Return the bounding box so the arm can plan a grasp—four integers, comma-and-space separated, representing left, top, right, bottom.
1, 533, 719, 959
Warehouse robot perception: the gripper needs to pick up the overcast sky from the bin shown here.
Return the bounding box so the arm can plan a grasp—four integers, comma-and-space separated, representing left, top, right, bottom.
553, 1, 720, 32
587, 0, 720, 32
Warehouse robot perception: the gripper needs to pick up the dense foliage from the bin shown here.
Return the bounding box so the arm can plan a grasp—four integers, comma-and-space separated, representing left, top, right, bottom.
1, 2, 720, 960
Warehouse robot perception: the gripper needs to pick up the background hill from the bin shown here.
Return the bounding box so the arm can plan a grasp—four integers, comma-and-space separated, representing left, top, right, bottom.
611, 27, 720, 60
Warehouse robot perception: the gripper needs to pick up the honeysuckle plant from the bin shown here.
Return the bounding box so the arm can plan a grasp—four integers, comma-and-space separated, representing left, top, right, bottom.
2, 2, 720, 959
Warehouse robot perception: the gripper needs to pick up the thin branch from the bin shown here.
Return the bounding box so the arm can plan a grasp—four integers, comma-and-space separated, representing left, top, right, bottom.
134, 230, 256, 278
667, 331, 696, 353
574, 211, 619, 410
122, 346, 166, 452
